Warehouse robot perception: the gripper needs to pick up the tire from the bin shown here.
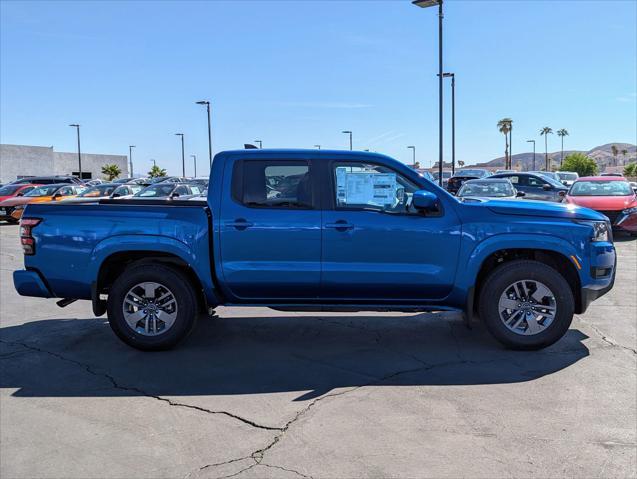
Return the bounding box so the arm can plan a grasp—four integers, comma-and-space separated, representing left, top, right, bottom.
107, 264, 198, 351
478, 259, 574, 350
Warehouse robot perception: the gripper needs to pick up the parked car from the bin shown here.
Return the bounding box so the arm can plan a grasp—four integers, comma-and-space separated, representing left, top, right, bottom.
0, 184, 83, 222
13, 149, 616, 352
600, 173, 624, 177
564, 176, 637, 235
530, 171, 561, 182
0, 184, 38, 202
110, 184, 144, 198
155, 176, 189, 184
456, 178, 523, 200
132, 183, 203, 199
59, 183, 119, 203
447, 169, 491, 195
85, 179, 105, 186
432, 171, 452, 188
495, 170, 516, 174
556, 171, 579, 187
9, 176, 83, 185
490, 172, 568, 202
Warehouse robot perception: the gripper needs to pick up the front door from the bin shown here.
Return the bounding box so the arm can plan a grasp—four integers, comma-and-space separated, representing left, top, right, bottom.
321, 161, 461, 302
219, 158, 321, 301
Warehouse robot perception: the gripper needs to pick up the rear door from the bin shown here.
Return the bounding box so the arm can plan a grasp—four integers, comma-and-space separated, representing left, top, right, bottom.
321, 160, 461, 301
219, 157, 321, 300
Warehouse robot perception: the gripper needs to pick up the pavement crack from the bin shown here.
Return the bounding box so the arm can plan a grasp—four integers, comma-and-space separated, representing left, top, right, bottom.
259, 463, 314, 478
0, 339, 283, 432
578, 320, 637, 356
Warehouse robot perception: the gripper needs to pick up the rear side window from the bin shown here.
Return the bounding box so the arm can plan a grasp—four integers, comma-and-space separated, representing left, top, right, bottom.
233, 160, 313, 208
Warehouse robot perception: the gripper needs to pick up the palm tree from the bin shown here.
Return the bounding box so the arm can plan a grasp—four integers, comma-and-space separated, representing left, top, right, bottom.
621, 148, 628, 165
101, 164, 121, 181
497, 118, 512, 169
611, 145, 618, 166
540, 127, 553, 171
556, 129, 569, 166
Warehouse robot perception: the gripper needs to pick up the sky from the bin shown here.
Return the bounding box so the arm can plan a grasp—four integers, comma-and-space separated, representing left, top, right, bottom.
1, 0, 636, 176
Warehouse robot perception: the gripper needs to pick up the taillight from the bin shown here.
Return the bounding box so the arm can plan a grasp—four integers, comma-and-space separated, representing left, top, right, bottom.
20, 218, 41, 255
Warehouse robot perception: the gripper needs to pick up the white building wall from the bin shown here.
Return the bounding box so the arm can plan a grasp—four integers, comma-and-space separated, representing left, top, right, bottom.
0, 144, 128, 183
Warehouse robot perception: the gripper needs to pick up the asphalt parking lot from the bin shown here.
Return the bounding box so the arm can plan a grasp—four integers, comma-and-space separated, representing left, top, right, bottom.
0, 223, 635, 479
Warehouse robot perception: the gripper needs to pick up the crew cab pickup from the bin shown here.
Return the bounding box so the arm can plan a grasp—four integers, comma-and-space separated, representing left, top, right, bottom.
13, 150, 616, 351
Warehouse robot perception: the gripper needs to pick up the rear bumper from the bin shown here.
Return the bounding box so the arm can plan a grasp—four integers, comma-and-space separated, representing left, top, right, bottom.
13, 270, 53, 298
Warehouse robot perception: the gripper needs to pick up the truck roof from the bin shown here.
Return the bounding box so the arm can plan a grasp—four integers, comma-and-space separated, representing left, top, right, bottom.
217, 148, 394, 161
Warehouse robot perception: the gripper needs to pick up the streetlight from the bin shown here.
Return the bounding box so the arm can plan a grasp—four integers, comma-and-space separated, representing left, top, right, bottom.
342, 130, 352, 150
527, 140, 536, 171
195, 100, 213, 167
175, 133, 185, 177
68, 124, 82, 179
254, 140, 263, 149
191, 154, 197, 177
440, 72, 455, 174
407, 146, 416, 167
314, 144, 321, 150
150, 159, 156, 168
128, 145, 135, 177
413, 0, 444, 186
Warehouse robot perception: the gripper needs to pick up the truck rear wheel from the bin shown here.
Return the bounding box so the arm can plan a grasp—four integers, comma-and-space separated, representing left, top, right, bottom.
106, 264, 198, 351
478, 260, 574, 350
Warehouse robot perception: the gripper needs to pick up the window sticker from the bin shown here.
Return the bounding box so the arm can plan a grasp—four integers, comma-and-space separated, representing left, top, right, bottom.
336, 169, 397, 207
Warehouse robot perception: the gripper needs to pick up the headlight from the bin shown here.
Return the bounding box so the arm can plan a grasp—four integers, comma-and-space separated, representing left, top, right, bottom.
622, 206, 637, 215
577, 220, 611, 242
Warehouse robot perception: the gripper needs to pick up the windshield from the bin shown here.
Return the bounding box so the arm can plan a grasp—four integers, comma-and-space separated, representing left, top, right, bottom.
570, 181, 633, 196
457, 169, 487, 177
135, 185, 175, 197
557, 172, 578, 181
0, 185, 23, 195
78, 185, 116, 197
458, 181, 515, 198
25, 185, 60, 197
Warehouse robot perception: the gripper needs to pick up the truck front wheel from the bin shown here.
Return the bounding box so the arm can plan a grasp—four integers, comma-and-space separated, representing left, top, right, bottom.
106, 264, 198, 350
478, 260, 574, 350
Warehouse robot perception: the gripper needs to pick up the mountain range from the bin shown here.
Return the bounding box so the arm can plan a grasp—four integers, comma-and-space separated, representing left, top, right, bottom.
472, 143, 636, 170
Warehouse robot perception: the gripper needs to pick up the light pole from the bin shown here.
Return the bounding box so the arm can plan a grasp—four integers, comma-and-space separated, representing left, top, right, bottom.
191, 154, 197, 177
196, 100, 213, 167
254, 140, 263, 149
527, 140, 536, 171
407, 146, 416, 167
314, 145, 321, 150
342, 130, 352, 150
69, 124, 82, 179
150, 159, 156, 168
509, 120, 513, 169
440, 72, 455, 174
413, 0, 443, 186
175, 133, 185, 177
128, 145, 135, 177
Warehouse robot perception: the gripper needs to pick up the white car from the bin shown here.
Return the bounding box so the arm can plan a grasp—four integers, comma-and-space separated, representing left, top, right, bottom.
556, 171, 579, 187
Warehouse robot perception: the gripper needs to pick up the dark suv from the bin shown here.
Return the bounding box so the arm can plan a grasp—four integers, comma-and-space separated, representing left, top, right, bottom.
446, 169, 491, 195
490, 172, 568, 202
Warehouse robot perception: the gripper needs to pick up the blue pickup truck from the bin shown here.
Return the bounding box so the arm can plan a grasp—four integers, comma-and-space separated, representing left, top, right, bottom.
13, 149, 616, 351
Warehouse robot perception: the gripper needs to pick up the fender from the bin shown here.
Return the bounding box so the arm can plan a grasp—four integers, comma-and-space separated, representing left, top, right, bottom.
89, 234, 219, 306
461, 233, 580, 291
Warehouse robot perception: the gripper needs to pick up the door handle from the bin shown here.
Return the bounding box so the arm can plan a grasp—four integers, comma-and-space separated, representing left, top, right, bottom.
226, 219, 253, 230
325, 221, 354, 231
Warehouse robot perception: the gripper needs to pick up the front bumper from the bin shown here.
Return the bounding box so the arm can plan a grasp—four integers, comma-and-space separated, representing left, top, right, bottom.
578, 243, 616, 314
13, 270, 53, 298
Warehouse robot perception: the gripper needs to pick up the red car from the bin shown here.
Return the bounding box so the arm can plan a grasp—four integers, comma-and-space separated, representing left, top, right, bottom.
564, 176, 637, 235
0, 183, 38, 202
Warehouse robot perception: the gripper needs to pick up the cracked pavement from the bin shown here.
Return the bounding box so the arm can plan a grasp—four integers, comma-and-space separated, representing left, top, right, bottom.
1, 224, 635, 478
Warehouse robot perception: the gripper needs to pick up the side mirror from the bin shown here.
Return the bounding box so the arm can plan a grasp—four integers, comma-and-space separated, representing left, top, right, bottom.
171, 192, 180, 198
53, 193, 62, 199
17, 192, 24, 197
542, 184, 552, 191
558, 190, 566, 197
412, 190, 438, 211
562, 180, 568, 186
516, 191, 526, 197
112, 193, 121, 198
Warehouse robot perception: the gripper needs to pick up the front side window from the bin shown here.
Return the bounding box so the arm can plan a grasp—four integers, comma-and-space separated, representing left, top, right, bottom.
58, 186, 74, 196
527, 176, 547, 187
333, 163, 418, 214
237, 160, 313, 208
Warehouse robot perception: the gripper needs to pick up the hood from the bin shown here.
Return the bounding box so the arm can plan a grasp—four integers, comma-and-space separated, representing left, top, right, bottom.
484, 198, 605, 221
0, 196, 51, 207
566, 195, 637, 211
